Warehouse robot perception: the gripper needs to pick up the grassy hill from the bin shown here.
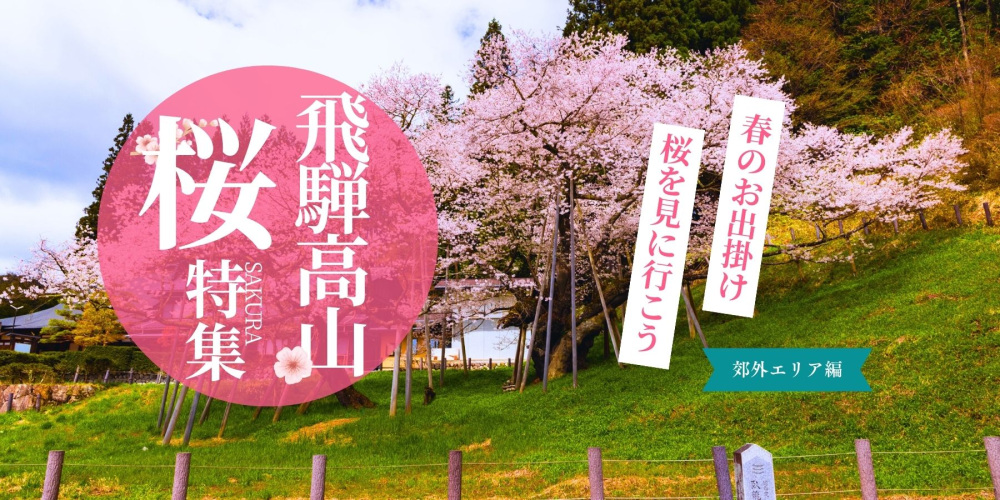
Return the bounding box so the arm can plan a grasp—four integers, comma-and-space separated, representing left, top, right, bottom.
1, 226, 998, 499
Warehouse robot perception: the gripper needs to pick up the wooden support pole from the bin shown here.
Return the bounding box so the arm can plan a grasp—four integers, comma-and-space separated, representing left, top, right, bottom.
128, 368, 134, 384
789, 228, 797, 242
198, 397, 212, 425
157, 375, 172, 429
855, 439, 878, 500
103, 368, 110, 384
218, 402, 232, 439
488, 358, 493, 370
542, 202, 560, 394
954, 204, 963, 225
6, 393, 12, 413
862, 217, 870, 235
919, 210, 929, 230
272, 406, 283, 423
521, 209, 555, 392
182, 391, 200, 446
172, 452, 191, 500
251, 406, 263, 421
163, 385, 189, 445
984, 436, 1000, 500
815, 223, 822, 240
569, 176, 579, 388
838, 220, 845, 236
892, 219, 899, 234
513, 325, 525, 386
162, 380, 180, 432
297, 401, 311, 415
448, 450, 462, 500
41, 450, 64, 500
712, 446, 733, 500
440, 322, 446, 387
310, 454, 327, 500
73, 365, 79, 383
574, 202, 621, 362
424, 314, 433, 390
405, 332, 413, 414
588, 447, 605, 500
682, 283, 708, 348
390, 342, 401, 417
985, 202, 994, 227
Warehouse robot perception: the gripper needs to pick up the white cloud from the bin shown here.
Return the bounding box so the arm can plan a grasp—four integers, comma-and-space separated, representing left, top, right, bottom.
0, 0, 567, 270
0, 172, 88, 272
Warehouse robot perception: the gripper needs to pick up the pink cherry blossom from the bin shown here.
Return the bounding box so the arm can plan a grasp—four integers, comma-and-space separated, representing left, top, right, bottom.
367, 30, 967, 295
273, 346, 313, 384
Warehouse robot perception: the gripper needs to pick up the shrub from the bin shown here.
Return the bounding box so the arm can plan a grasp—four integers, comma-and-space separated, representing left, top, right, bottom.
0, 362, 58, 384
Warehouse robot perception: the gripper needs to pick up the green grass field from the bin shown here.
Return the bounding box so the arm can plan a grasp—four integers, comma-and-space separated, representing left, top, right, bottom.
1, 227, 999, 499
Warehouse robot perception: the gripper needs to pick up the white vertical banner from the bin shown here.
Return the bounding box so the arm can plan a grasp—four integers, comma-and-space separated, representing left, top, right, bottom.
702, 95, 786, 318
619, 123, 704, 369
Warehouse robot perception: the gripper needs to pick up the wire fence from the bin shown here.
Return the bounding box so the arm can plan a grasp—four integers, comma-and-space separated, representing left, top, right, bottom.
6, 438, 998, 499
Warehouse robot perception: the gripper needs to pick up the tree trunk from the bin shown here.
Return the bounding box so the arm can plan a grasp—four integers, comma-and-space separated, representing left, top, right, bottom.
529, 250, 629, 382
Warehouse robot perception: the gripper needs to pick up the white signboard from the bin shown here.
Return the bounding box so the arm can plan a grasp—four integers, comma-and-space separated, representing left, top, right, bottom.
619, 124, 704, 369
703, 95, 785, 318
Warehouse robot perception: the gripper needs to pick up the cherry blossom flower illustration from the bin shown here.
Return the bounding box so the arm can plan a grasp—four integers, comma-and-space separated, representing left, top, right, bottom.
273, 346, 313, 384
134, 135, 159, 165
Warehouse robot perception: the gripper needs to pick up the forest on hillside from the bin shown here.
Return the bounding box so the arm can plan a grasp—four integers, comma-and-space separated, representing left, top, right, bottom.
567, 0, 1000, 187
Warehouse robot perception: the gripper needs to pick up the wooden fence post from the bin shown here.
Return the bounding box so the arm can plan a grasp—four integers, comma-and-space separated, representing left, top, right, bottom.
310, 454, 327, 500
712, 446, 733, 500
838, 220, 845, 237
954, 204, 963, 225
73, 365, 79, 383
128, 368, 134, 384
862, 217, 870, 235
985, 436, 1000, 500
892, 219, 899, 234
172, 452, 191, 500
588, 447, 604, 500
855, 439, 878, 500
103, 369, 110, 384
41, 450, 64, 500
815, 223, 822, 240
448, 450, 462, 500
6, 392, 12, 412
985, 203, 994, 227
919, 210, 928, 230
789, 228, 796, 242
488, 358, 493, 370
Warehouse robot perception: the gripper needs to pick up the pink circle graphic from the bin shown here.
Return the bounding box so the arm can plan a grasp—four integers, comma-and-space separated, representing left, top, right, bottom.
98, 66, 438, 406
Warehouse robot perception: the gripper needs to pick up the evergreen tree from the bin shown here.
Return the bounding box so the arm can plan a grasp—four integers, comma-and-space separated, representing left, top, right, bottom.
75, 114, 134, 240
436, 85, 458, 123
563, 0, 749, 54
470, 19, 512, 96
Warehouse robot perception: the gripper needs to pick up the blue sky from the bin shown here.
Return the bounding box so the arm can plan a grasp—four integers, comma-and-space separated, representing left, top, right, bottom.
0, 0, 566, 272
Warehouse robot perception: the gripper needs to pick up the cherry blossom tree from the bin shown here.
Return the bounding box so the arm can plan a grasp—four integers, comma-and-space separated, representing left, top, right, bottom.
3, 238, 103, 309
369, 31, 966, 381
